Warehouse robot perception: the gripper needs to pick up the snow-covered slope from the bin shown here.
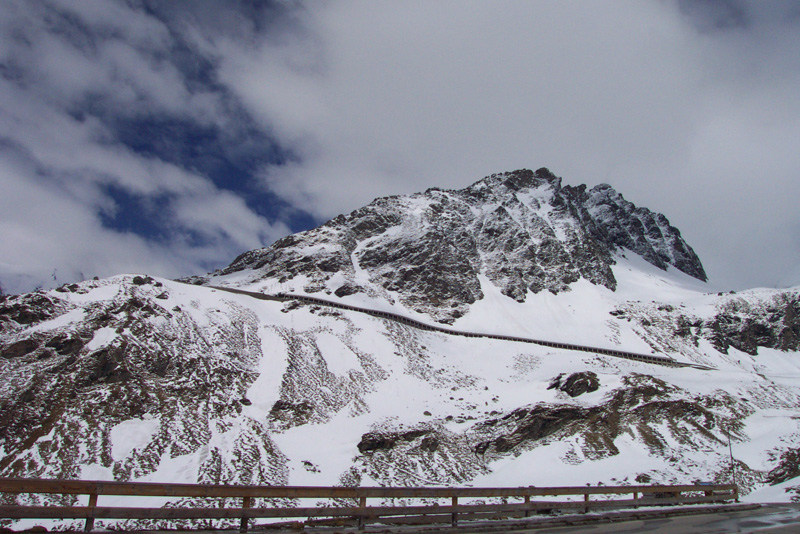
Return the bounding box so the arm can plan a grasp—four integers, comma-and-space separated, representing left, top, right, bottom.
2, 168, 800, 530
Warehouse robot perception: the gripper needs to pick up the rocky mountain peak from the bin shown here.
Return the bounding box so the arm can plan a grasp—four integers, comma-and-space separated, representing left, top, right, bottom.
583, 183, 706, 282
481, 167, 561, 191
210, 168, 706, 323
461, 168, 561, 201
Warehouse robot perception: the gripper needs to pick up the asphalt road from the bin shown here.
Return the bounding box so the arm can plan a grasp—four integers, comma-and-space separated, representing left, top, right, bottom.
116, 504, 800, 534
451, 504, 800, 534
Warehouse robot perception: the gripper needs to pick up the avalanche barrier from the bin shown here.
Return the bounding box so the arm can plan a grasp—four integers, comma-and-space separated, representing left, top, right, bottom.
205, 285, 714, 370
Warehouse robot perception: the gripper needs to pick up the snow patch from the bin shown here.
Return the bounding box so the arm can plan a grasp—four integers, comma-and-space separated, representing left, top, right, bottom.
109, 417, 160, 462
85, 327, 118, 351
743, 477, 800, 503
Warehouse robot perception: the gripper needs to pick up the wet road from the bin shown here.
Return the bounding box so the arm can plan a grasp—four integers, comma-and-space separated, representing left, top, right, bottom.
123, 504, 800, 534
455, 504, 800, 533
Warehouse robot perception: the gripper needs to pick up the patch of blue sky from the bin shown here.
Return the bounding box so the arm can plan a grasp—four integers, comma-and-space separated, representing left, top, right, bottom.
105, 114, 318, 235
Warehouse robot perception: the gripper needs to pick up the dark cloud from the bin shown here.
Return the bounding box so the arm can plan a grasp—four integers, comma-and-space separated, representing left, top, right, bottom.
678, 0, 749, 31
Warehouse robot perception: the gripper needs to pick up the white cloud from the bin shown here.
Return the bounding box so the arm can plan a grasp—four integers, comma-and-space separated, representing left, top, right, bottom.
0, 151, 170, 289
172, 189, 290, 252
0, 0, 291, 294
213, 0, 800, 289
218, 2, 700, 213
0, 141, 290, 294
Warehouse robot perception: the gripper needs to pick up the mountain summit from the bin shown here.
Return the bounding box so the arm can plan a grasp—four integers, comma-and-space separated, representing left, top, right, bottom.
206, 168, 705, 323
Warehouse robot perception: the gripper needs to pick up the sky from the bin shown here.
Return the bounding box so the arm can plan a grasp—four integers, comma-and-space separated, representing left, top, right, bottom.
1, 0, 799, 295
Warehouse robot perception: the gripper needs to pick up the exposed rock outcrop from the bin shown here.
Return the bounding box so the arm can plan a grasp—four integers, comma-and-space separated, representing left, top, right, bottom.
548, 372, 600, 397
209, 168, 706, 323
473, 375, 750, 465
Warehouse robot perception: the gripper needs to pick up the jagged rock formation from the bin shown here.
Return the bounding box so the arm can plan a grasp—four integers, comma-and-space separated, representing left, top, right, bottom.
583, 183, 705, 281
352, 423, 488, 487
767, 447, 800, 485
706, 292, 800, 354
0, 277, 287, 489
472, 374, 748, 461
548, 372, 600, 397
208, 168, 705, 323
610, 289, 800, 356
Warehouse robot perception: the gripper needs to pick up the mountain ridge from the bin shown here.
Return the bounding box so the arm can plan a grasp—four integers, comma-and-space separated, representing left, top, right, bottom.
201, 168, 705, 324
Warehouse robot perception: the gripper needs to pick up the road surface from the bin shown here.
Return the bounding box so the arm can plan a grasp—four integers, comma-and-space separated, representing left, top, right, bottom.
440, 504, 800, 533
121, 504, 800, 534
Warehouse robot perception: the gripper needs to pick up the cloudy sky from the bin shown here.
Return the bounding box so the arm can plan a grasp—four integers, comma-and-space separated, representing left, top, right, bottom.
1, 0, 799, 295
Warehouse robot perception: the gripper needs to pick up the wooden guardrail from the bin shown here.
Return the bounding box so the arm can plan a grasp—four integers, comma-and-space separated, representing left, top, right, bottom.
0, 479, 738, 532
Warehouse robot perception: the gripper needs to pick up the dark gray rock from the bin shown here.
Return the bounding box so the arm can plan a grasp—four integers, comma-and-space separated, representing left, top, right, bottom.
548, 372, 600, 397
334, 283, 362, 298
473, 375, 744, 460
0, 293, 57, 327
269, 400, 315, 428
767, 446, 800, 485
2, 339, 41, 359
475, 404, 588, 454
357, 429, 432, 454
704, 292, 800, 355
582, 184, 707, 281
44, 334, 84, 356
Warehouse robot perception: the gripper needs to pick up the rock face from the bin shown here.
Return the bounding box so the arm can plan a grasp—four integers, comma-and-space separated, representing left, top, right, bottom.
209, 168, 706, 323
582, 183, 706, 281
0, 277, 288, 490
472, 374, 750, 467
767, 446, 800, 485
548, 372, 600, 397
706, 293, 800, 354
611, 289, 800, 357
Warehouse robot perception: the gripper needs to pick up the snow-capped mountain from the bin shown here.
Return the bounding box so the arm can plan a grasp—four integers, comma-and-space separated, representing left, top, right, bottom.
1, 168, 799, 529
198, 168, 705, 324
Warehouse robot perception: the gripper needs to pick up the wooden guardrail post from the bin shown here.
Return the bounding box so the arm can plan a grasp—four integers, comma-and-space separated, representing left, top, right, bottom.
83, 492, 97, 532
524, 494, 531, 517
583, 493, 589, 514
451, 496, 458, 527
240, 496, 251, 533
633, 491, 638, 509
357, 495, 366, 530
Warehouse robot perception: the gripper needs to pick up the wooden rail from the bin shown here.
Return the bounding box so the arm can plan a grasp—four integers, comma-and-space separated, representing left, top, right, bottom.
204, 285, 713, 370
0, 479, 737, 532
